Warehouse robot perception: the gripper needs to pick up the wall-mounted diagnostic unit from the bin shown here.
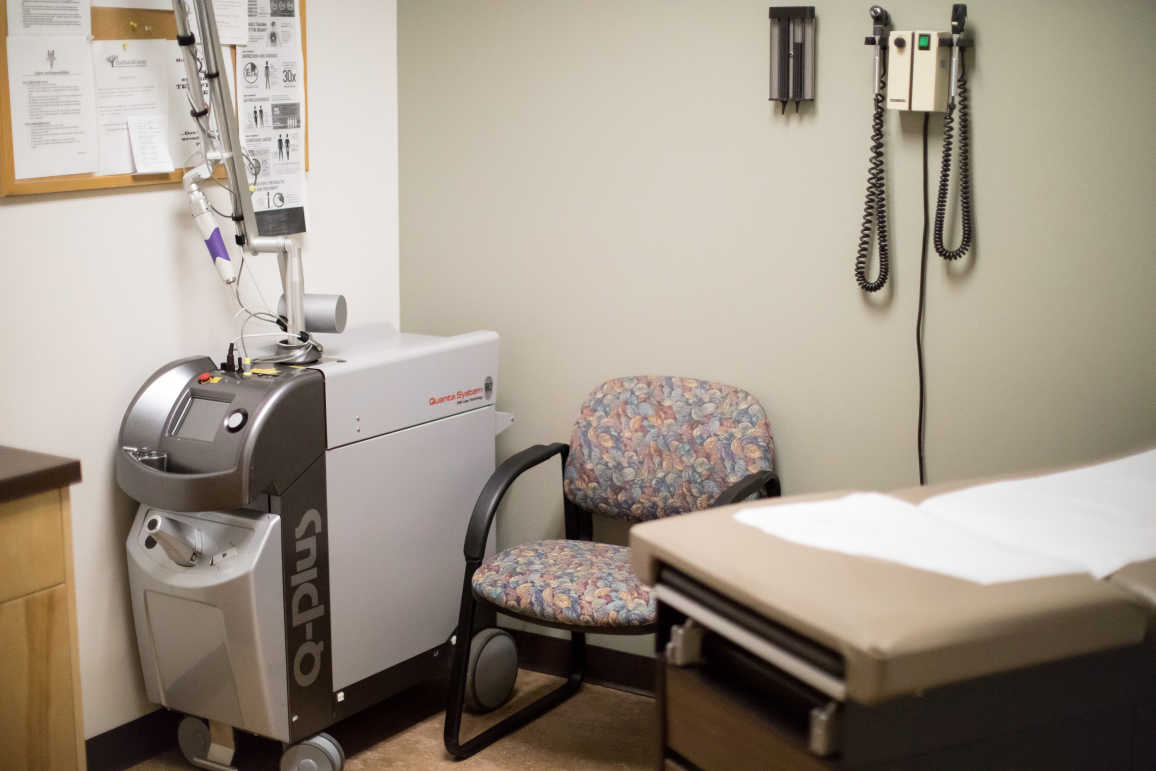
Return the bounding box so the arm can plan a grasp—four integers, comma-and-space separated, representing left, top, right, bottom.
769, 6, 816, 113
853, 4, 975, 487
855, 3, 974, 294
887, 30, 950, 112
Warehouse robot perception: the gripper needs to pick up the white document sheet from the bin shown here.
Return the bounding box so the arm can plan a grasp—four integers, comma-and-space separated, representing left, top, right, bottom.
920, 449, 1156, 579
208, 0, 247, 45
127, 114, 174, 172
167, 43, 236, 167
91, 0, 170, 8
7, 0, 91, 36
6, 35, 97, 179
237, 0, 307, 235
91, 39, 170, 175
734, 493, 1084, 585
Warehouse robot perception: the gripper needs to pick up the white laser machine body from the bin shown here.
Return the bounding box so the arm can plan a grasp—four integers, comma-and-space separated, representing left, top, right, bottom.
119, 326, 512, 771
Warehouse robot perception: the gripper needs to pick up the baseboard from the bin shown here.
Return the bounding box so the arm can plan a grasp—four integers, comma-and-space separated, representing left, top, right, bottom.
510, 629, 657, 697
86, 707, 181, 771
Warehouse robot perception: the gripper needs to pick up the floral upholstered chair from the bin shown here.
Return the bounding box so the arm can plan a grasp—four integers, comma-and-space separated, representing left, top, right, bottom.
444, 376, 779, 758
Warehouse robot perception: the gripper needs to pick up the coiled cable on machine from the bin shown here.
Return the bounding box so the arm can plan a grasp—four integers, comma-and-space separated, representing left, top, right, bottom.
933, 56, 972, 260
855, 66, 890, 292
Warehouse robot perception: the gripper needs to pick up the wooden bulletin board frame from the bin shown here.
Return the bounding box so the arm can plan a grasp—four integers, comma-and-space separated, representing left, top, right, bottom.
0, 0, 308, 197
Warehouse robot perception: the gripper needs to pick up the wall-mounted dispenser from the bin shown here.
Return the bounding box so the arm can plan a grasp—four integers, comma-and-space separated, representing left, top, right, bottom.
769, 6, 816, 113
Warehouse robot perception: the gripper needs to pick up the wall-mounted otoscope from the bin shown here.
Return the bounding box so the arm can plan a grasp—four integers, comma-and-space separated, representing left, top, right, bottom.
854, 5, 893, 292
934, 4, 972, 260
854, 4, 974, 292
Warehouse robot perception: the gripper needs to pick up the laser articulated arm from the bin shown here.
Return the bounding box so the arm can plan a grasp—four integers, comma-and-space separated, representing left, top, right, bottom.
172, 0, 318, 363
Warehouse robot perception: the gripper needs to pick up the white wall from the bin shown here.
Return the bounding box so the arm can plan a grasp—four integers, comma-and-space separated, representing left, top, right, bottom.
0, 0, 398, 738
398, 0, 1156, 656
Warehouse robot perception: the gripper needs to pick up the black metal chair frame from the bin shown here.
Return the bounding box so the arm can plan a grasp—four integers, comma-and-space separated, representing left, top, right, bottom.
444, 441, 780, 759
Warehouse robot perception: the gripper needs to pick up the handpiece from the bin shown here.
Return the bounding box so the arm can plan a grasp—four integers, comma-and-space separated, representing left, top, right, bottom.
855, 5, 892, 292
933, 3, 973, 260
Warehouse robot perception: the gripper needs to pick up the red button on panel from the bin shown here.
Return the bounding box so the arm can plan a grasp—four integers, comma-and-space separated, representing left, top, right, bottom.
198, 372, 212, 383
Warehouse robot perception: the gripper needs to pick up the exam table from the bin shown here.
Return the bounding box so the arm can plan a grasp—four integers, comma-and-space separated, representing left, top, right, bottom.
630, 452, 1156, 770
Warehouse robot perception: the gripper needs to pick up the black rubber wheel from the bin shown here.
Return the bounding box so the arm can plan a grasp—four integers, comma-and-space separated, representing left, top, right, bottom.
465, 628, 518, 713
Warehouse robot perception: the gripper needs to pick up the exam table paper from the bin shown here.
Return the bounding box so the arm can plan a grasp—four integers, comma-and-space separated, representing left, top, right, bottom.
920, 449, 1156, 579
734, 493, 1085, 584
734, 449, 1156, 584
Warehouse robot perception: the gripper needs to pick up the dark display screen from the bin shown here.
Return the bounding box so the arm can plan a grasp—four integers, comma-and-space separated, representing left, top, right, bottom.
177, 397, 230, 441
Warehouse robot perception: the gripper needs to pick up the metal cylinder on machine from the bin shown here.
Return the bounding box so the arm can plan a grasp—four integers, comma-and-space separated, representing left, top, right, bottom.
277, 294, 348, 334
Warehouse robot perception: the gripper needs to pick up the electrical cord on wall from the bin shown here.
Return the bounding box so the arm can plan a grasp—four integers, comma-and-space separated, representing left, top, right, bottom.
916, 113, 930, 485
919, 53, 972, 484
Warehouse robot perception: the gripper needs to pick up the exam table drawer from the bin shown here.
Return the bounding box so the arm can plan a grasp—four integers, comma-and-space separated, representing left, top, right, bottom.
664, 661, 830, 771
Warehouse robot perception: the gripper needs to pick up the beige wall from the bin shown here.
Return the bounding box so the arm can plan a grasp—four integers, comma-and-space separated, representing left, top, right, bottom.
0, 1, 399, 737
399, 1, 1155, 651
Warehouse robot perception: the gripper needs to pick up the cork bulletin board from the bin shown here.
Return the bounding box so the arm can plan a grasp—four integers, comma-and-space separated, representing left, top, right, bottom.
0, 0, 308, 197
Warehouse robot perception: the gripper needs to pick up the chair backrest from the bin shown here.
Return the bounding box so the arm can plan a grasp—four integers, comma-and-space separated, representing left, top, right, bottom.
563, 375, 775, 522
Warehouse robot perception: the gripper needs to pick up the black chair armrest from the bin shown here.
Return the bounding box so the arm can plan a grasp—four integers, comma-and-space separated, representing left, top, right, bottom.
464, 442, 569, 562
712, 469, 781, 507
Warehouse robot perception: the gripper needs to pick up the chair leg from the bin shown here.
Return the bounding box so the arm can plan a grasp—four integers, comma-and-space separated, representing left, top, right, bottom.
444, 563, 587, 760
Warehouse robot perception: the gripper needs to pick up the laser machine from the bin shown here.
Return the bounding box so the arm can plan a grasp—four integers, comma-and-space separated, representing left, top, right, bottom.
117, 3, 515, 770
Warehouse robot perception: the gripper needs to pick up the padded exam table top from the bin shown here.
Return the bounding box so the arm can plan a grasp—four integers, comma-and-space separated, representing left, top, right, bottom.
631, 469, 1154, 705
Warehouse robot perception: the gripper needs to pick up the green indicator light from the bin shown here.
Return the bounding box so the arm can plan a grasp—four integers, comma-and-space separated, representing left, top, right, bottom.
918, 34, 931, 50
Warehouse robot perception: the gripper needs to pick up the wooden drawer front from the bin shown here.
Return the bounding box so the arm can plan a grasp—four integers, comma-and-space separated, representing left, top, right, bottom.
0, 585, 80, 771
665, 664, 829, 771
0, 490, 66, 603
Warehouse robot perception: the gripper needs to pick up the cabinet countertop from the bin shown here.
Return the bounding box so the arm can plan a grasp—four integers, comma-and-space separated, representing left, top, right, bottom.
0, 446, 82, 505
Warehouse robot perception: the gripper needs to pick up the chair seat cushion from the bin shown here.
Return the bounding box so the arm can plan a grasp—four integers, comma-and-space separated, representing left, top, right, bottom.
472, 540, 656, 630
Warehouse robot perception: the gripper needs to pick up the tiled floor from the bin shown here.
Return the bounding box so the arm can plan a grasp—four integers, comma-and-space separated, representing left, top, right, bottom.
130, 671, 656, 770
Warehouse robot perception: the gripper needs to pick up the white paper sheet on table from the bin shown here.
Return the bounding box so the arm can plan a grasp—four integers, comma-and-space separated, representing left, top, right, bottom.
920, 449, 1156, 579
6, 35, 97, 179
734, 493, 1085, 584
734, 449, 1156, 584
7, 0, 91, 36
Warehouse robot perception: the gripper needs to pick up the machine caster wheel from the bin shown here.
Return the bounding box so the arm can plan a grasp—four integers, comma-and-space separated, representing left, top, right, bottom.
177, 716, 236, 770
465, 628, 518, 713
280, 732, 345, 771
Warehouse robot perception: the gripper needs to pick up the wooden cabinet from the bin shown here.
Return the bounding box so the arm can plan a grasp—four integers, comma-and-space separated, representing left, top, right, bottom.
0, 448, 84, 771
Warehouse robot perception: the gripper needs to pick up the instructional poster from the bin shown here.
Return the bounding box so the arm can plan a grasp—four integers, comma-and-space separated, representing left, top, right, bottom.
238, 0, 307, 235
6, 35, 97, 178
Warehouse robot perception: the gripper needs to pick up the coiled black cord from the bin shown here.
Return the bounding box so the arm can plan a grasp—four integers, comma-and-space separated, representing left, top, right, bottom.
855, 66, 890, 292
933, 56, 971, 260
